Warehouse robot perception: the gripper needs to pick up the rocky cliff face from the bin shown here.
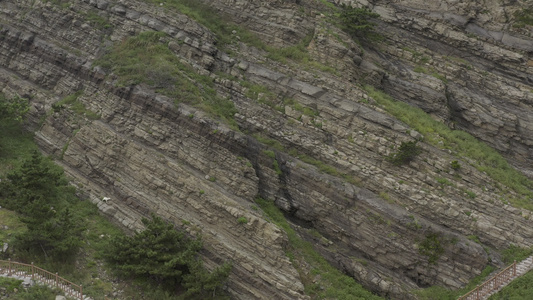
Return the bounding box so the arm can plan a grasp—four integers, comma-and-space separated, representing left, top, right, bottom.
366, 0, 533, 176
1, 0, 533, 299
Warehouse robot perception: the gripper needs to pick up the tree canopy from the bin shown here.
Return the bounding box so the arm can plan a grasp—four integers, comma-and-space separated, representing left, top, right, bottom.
105, 214, 232, 299
0, 94, 29, 122
0, 151, 83, 261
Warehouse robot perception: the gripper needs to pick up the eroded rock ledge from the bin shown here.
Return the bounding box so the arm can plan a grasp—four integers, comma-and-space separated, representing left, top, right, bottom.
1, 0, 533, 299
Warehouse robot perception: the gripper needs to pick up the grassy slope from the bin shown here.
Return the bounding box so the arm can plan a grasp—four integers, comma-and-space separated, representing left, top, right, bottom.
364, 86, 533, 210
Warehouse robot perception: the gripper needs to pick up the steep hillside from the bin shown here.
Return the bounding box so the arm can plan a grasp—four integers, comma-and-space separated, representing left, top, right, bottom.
0, 0, 532, 299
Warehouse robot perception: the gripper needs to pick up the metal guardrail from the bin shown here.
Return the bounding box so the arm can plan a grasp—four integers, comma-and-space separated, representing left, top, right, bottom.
458, 261, 516, 300
0, 259, 83, 299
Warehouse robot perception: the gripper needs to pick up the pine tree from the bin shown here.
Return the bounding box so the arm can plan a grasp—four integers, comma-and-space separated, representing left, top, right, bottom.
0, 151, 82, 261
1, 151, 62, 211
339, 4, 381, 41
106, 214, 231, 297
182, 261, 232, 299
0, 94, 29, 122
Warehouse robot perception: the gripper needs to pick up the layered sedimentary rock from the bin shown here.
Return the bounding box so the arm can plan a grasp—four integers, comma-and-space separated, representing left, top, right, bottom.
1, 0, 533, 299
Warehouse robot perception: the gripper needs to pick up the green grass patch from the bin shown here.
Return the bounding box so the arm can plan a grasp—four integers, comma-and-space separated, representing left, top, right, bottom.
466, 190, 477, 199
84, 11, 113, 29
142, 0, 337, 74
0, 277, 23, 292
513, 7, 533, 28
489, 269, 533, 299
501, 244, 533, 264
413, 66, 428, 73
363, 85, 533, 209
292, 102, 319, 117
298, 152, 339, 176
242, 82, 281, 109
95, 31, 237, 128
415, 265, 496, 300
0, 209, 27, 245
253, 134, 285, 151
0, 120, 37, 175
0, 279, 62, 299
273, 159, 282, 175
264, 31, 337, 74
142, 0, 267, 50
467, 235, 480, 243
436, 177, 452, 186
42, 0, 71, 9
263, 150, 276, 159
10, 284, 62, 300
431, 72, 448, 83
53, 91, 100, 120
255, 197, 382, 299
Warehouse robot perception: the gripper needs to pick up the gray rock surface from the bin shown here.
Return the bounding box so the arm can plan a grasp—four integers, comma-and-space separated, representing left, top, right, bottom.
0, 0, 532, 299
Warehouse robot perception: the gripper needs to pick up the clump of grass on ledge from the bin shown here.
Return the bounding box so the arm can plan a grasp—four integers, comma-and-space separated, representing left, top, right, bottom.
143, 0, 337, 74
95, 31, 237, 128
143, 0, 267, 50
513, 7, 533, 28
501, 244, 533, 264
53, 91, 100, 120
255, 198, 382, 300
363, 85, 533, 209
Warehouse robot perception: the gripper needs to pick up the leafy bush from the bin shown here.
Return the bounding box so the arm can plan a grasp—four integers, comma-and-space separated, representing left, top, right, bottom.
387, 141, 422, 165
418, 233, 444, 264
105, 214, 231, 298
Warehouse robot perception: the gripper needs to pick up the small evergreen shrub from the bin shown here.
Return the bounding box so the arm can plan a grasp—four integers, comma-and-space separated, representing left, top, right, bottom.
339, 4, 381, 41
451, 160, 461, 170
387, 141, 422, 165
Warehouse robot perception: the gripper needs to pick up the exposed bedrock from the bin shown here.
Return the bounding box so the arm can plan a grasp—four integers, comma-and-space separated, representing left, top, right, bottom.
1, 0, 533, 299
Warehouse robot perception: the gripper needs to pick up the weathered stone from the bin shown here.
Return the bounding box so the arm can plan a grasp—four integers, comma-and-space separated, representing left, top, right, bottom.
1, 0, 533, 299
